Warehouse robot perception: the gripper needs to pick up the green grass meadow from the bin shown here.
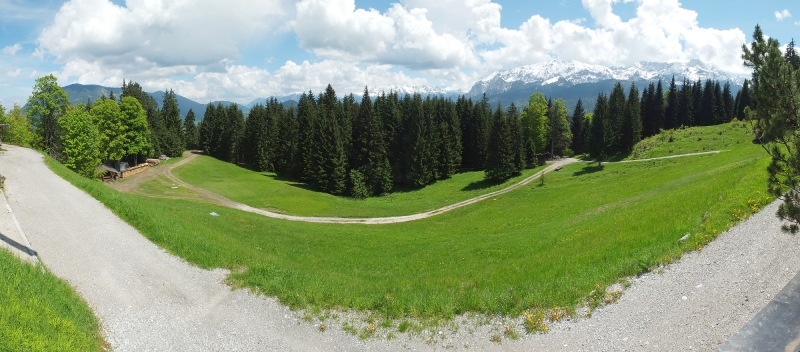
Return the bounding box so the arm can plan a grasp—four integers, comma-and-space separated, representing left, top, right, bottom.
0, 249, 104, 351
172, 156, 546, 218
48, 121, 771, 321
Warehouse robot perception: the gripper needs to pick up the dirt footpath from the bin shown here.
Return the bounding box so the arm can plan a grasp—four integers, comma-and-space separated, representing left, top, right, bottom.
2, 144, 798, 351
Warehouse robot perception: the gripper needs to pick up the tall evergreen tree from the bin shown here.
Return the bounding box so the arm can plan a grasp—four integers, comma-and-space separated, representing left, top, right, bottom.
699, 80, 716, 126
485, 104, 516, 181
722, 82, 734, 122
351, 87, 392, 196
548, 98, 572, 156
570, 98, 585, 153
589, 93, 609, 166
735, 80, 752, 120
295, 91, 318, 182
183, 108, 199, 151
507, 103, 525, 171
665, 76, 679, 130
785, 38, 800, 70
607, 82, 626, 153
315, 85, 348, 194
160, 89, 184, 156
625, 82, 642, 150
224, 103, 245, 163
406, 94, 433, 187
678, 79, 694, 127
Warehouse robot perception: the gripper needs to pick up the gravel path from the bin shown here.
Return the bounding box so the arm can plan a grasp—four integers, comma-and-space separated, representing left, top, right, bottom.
2, 144, 797, 351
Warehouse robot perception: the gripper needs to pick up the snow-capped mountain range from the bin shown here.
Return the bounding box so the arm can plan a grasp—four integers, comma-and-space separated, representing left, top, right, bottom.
469, 59, 747, 97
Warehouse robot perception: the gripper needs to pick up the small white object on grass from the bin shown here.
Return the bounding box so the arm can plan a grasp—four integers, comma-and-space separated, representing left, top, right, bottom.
679, 233, 690, 242
209, 212, 219, 216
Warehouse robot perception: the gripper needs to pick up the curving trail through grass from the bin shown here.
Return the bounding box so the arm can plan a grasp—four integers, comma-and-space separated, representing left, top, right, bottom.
117, 150, 726, 224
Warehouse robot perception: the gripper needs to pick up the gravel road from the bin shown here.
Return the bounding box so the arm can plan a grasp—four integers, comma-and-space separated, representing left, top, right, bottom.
2, 144, 798, 351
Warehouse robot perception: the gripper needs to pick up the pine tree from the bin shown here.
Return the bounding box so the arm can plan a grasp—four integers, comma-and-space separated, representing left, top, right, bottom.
570, 98, 585, 153
785, 38, 800, 70
625, 82, 642, 150
607, 82, 626, 153
722, 82, 734, 122
225, 104, 245, 164
351, 87, 392, 196
183, 108, 199, 150
315, 85, 348, 195
665, 76, 678, 130
507, 103, 525, 171
735, 80, 752, 120
654, 80, 665, 133
485, 104, 516, 181
548, 98, 572, 156
700, 80, 716, 126
406, 94, 433, 187
160, 89, 184, 156
679, 79, 694, 127
274, 104, 297, 176
295, 92, 317, 182
589, 93, 609, 166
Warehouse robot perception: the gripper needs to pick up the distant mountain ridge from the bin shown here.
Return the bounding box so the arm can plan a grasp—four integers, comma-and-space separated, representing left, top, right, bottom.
468, 60, 747, 109
61, 60, 748, 120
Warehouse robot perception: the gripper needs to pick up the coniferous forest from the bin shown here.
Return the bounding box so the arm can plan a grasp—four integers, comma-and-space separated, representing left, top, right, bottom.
194, 76, 752, 198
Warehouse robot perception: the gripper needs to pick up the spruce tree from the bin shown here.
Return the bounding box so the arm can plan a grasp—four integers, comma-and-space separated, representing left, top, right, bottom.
625, 82, 642, 150
315, 85, 348, 195
665, 76, 678, 130
548, 98, 572, 156
507, 103, 525, 171
607, 83, 626, 153
589, 93, 609, 166
485, 104, 516, 181
183, 109, 199, 151
406, 94, 433, 187
160, 89, 184, 156
570, 98, 585, 153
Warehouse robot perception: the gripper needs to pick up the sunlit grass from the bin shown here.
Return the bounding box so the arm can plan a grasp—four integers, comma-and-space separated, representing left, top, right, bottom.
46, 121, 771, 322
0, 249, 104, 351
172, 156, 545, 217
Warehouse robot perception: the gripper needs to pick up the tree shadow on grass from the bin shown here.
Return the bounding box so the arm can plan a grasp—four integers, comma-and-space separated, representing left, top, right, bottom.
572, 164, 605, 177
262, 173, 319, 192
462, 178, 503, 191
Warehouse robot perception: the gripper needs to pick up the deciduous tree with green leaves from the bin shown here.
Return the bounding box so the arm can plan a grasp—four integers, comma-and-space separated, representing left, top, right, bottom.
0, 104, 36, 147
520, 92, 549, 165
27, 74, 69, 156
58, 107, 102, 177
91, 98, 127, 161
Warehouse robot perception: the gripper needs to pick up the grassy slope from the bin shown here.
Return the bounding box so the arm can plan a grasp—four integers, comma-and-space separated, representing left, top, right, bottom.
172, 158, 545, 217
0, 249, 104, 351
50, 121, 771, 320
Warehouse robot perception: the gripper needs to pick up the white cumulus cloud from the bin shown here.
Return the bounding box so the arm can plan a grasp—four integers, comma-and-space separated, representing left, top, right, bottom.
38, 0, 289, 77
776, 9, 792, 21
2, 44, 22, 55
31, 0, 752, 102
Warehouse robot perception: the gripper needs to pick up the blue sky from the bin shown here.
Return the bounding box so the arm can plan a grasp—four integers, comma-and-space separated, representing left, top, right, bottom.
0, 0, 798, 107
